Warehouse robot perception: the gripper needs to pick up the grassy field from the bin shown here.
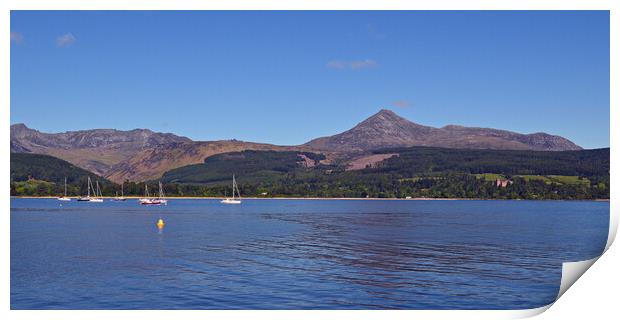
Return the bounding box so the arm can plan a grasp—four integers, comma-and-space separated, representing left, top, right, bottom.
474, 173, 589, 186
513, 175, 589, 186
515, 175, 553, 183
474, 173, 506, 181
546, 175, 590, 185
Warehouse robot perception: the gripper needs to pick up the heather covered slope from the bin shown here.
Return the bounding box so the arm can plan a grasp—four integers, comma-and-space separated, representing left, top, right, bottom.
11, 109, 583, 183
10, 124, 302, 183
105, 141, 304, 183
10, 123, 191, 177
303, 109, 582, 152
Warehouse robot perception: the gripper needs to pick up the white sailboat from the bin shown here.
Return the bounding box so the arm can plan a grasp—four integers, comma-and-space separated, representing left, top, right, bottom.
221, 175, 241, 204
77, 176, 103, 202
90, 180, 104, 202
57, 177, 71, 201
139, 182, 167, 205
138, 183, 151, 204
113, 182, 127, 201
157, 182, 168, 205
77, 177, 92, 201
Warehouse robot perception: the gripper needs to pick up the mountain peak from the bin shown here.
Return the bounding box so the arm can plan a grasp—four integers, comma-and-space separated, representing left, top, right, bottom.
10, 123, 33, 132
10, 123, 38, 139
376, 108, 397, 116
367, 109, 403, 121
360, 109, 416, 127
303, 108, 581, 152
303, 109, 437, 152
11, 123, 28, 129
10, 125, 193, 177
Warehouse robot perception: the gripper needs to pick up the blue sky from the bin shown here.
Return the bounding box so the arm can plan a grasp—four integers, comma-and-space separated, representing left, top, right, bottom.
10, 11, 609, 148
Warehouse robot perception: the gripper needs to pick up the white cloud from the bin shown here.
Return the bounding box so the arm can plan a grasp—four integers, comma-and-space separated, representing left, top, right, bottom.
327, 59, 377, 70
326, 60, 347, 69
10, 31, 23, 44
366, 24, 386, 40
56, 33, 76, 47
391, 100, 412, 108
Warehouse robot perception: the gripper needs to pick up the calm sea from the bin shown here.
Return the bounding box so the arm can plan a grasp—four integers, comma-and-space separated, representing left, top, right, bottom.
10, 198, 609, 309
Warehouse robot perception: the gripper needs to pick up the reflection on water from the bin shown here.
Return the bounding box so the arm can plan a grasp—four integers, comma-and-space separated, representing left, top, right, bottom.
10, 199, 608, 309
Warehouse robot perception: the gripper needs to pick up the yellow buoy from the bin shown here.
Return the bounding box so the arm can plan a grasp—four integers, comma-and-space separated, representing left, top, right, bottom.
157, 218, 165, 229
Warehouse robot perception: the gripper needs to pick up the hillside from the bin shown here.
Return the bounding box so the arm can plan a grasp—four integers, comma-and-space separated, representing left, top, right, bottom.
369, 146, 609, 177
105, 141, 307, 183
10, 124, 191, 178
11, 109, 584, 183
157, 147, 609, 199
161, 150, 325, 185
304, 109, 582, 152
10, 153, 115, 196
10, 124, 302, 183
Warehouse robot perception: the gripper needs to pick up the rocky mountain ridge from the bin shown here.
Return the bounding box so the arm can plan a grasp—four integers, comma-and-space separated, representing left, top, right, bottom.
11, 109, 582, 182
303, 109, 582, 152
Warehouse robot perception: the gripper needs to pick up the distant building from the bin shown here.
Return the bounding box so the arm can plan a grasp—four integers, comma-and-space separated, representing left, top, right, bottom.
496, 178, 513, 188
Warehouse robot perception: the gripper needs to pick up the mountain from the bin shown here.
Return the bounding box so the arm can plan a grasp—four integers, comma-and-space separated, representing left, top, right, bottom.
370, 146, 609, 177
11, 109, 583, 183
104, 140, 302, 183
10, 153, 118, 197
160, 150, 326, 185
10, 124, 305, 183
155, 147, 608, 199
11, 153, 111, 185
10, 124, 191, 178
303, 109, 582, 152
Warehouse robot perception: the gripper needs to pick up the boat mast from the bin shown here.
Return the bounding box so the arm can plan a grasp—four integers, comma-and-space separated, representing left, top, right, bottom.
87, 176, 92, 197
121, 182, 124, 197
236, 178, 240, 198
232, 175, 236, 200
64, 177, 67, 197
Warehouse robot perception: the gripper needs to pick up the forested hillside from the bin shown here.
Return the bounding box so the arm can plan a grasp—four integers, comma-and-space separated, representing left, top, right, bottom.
10, 153, 115, 196
155, 147, 609, 199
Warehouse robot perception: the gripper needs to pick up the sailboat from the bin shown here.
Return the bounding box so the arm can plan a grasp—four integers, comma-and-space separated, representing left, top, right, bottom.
221, 175, 241, 204
112, 182, 127, 201
138, 183, 151, 204
77, 176, 103, 202
157, 182, 168, 205
90, 180, 104, 202
139, 182, 167, 205
77, 176, 93, 201
57, 177, 71, 201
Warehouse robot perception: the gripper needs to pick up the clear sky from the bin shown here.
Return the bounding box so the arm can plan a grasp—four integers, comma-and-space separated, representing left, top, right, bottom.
10, 11, 609, 148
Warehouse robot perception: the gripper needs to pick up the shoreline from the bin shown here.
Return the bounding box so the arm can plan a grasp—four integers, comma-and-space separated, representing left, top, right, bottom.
9, 196, 610, 202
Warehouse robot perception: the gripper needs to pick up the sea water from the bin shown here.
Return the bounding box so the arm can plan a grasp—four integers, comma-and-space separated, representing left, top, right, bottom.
10, 198, 609, 309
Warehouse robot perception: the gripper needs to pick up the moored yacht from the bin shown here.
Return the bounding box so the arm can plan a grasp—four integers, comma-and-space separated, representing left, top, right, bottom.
77, 176, 103, 202
221, 175, 241, 204
57, 177, 71, 201
112, 182, 127, 201
139, 182, 167, 205
89, 180, 104, 202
